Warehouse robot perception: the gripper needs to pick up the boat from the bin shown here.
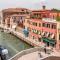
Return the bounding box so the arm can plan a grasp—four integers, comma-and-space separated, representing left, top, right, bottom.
4, 29, 11, 33
0, 45, 9, 60
0, 28, 4, 32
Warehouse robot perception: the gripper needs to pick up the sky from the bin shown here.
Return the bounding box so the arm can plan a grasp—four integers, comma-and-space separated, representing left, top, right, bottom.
0, 0, 60, 10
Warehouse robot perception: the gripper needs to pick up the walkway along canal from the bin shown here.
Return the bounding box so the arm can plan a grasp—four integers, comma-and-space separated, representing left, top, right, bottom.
0, 29, 33, 59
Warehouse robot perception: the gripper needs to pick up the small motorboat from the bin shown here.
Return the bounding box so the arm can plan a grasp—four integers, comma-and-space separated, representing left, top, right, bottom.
1, 30, 4, 32
0, 45, 9, 60
0, 28, 4, 32
4, 29, 10, 33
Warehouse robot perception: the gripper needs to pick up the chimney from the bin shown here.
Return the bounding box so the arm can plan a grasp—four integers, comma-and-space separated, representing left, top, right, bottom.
42, 5, 46, 10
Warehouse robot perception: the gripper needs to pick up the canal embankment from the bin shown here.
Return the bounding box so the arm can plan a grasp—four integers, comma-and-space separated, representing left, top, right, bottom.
9, 29, 41, 47
9, 46, 60, 60
9, 47, 43, 60
1, 27, 60, 60
0, 26, 41, 47
0, 27, 32, 58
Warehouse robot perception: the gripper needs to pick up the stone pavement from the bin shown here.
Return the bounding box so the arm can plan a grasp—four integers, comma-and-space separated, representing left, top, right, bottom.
10, 30, 60, 60
18, 51, 51, 60
17, 50, 60, 60
11, 29, 45, 47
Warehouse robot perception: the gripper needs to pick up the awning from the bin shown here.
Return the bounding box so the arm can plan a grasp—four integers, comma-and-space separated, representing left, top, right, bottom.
46, 32, 49, 37
33, 30, 38, 34
33, 30, 36, 33
38, 31, 41, 35
42, 32, 45, 36
35, 30, 37, 33
42, 37, 56, 45
51, 34, 54, 39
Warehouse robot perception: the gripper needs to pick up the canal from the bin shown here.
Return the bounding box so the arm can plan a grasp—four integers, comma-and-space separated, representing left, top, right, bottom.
0, 30, 32, 58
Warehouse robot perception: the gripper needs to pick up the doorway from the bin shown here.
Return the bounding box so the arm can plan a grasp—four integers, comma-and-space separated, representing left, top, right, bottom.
38, 38, 41, 42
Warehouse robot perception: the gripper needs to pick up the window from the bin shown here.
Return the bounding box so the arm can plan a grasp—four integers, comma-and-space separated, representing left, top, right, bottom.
22, 9, 24, 11
33, 30, 37, 33
47, 24, 50, 28
42, 23, 46, 27
59, 34, 60, 40
27, 20, 30, 24
38, 31, 41, 35
12, 16, 16, 19
21, 17, 22, 19
32, 22, 37, 26
43, 15, 46, 18
39, 23, 41, 27
53, 15, 54, 19
13, 19, 16, 23
29, 28, 31, 31
23, 26, 25, 29
32, 29, 41, 35
33, 36, 35, 39
26, 12, 29, 14
38, 38, 41, 42
51, 24, 56, 29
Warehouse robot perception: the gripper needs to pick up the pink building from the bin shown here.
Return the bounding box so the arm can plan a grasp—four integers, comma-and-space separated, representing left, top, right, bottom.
29, 18, 60, 49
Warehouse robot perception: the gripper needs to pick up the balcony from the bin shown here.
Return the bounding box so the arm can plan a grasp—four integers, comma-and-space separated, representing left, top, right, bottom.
42, 18, 56, 22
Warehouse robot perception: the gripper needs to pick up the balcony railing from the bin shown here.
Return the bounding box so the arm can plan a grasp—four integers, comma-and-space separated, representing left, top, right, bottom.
42, 18, 56, 22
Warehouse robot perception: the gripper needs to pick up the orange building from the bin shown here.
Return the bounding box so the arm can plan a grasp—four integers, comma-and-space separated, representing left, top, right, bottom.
2, 8, 31, 29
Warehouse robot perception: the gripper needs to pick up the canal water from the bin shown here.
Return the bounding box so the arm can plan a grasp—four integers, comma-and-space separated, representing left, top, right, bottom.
0, 30, 32, 58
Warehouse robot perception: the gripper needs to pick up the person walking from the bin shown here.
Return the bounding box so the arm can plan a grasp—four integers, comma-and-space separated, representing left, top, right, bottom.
44, 47, 47, 54
38, 52, 42, 58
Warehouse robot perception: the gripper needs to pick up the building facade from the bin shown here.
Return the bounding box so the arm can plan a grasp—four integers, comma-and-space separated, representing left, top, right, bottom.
2, 8, 31, 29
28, 18, 60, 49
1, 7, 60, 49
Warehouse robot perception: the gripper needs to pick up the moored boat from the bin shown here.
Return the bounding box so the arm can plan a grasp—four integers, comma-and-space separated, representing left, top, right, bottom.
4, 29, 10, 33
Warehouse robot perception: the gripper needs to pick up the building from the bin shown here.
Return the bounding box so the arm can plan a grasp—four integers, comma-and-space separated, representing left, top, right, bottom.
28, 17, 60, 49
31, 6, 60, 20
1, 6, 60, 49
9, 14, 30, 31
2, 8, 31, 29
0, 11, 3, 26
24, 6, 60, 49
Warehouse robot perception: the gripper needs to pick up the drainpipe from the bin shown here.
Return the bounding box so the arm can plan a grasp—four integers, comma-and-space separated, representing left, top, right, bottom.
56, 22, 60, 50
41, 22, 43, 44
